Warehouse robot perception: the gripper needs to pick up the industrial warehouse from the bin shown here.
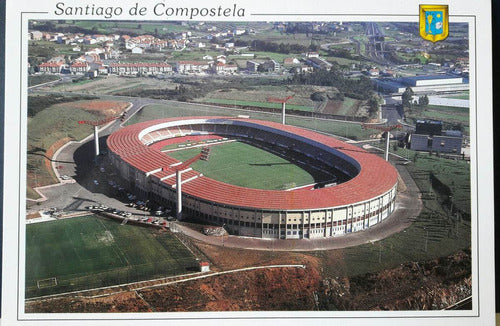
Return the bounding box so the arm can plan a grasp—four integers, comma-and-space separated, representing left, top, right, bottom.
107, 117, 399, 239
373, 74, 468, 94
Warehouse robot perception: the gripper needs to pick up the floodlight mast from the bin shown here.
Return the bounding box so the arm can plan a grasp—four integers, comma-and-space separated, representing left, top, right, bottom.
78, 116, 120, 157
163, 147, 211, 220
362, 123, 402, 161
268, 96, 293, 125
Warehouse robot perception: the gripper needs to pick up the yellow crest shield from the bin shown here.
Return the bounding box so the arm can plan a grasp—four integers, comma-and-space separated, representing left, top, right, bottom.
419, 5, 449, 42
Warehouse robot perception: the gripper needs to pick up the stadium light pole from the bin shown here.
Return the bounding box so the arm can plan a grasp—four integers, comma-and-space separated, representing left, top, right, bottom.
361, 123, 402, 161
268, 96, 293, 125
78, 115, 120, 158
176, 169, 183, 220
169, 147, 211, 221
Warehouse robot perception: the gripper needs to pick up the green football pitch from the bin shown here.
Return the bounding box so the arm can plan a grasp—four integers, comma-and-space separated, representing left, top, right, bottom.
167, 140, 326, 190
25, 216, 198, 298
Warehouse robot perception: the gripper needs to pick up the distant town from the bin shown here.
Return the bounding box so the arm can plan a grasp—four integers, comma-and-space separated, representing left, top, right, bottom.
28, 21, 468, 93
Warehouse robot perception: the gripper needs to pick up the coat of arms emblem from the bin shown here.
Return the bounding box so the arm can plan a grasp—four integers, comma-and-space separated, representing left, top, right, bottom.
419, 5, 449, 42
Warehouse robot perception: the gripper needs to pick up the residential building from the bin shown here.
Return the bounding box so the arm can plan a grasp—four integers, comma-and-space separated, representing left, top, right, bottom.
70, 61, 90, 74
175, 61, 209, 73
39, 60, 65, 73
109, 62, 172, 75
246, 60, 260, 72
213, 62, 238, 74
306, 57, 332, 71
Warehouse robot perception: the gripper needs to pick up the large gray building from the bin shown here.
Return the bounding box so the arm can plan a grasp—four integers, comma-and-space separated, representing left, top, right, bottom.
409, 120, 463, 153
374, 74, 468, 94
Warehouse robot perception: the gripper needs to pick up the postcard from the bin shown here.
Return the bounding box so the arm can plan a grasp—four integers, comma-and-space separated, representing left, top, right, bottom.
2, 0, 494, 325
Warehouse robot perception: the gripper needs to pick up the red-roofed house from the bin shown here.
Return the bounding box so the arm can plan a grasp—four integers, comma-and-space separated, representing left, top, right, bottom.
70, 61, 90, 74
39, 61, 65, 74
213, 62, 238, 74
199, 261, 210, 272
283, 57, 300, 65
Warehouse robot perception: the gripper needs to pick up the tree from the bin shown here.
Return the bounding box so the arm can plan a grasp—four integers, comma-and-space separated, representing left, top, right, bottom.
401, 87, 414, 108
418, 95, 429, 106
310, 92, 327, 102
367, 95, 380, 117
452, 123, 464, 132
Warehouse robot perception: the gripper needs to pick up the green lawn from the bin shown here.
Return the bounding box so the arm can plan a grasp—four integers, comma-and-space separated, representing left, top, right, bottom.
405, 105, 469, 131
251, 51, 298, 62
26, 216, 198, 298
317, 150, 471, 278
198, 98, 313, 112
373, 144, 470, 215
167, 141, 317, 190
26, 101, 108, 192
443, 92, 469, 100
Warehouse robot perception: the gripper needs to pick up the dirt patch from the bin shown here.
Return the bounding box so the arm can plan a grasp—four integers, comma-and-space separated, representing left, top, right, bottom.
27, 212, 41, 219
322, 100, 343, 114
54, 100, 129, 118
138, 266, 321, 311
192, 239, 319, 271
320, 250, 471, 310
25, 292, 151, 313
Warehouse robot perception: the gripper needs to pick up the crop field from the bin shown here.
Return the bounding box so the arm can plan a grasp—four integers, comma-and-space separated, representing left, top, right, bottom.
126, 103, 377, 140
198, 98, 313, 112
198, 84, 327, 107
167, 140, 324, 190
48, 75, 175, 95
25, 216, 198, 298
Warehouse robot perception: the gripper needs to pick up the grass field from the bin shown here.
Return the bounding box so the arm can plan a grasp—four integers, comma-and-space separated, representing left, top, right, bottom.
126, 103, 377, 140
167, 141, 319, 190
372, 144, 470, 215
443, 92, 469, 100
28, 75, 59, 87
314, 156, 471, 278
405, 105, 469, 133
26, 216, 198, 298
198, 98, 313, 112
49, 75, 174, 95
26, 99, 128, 197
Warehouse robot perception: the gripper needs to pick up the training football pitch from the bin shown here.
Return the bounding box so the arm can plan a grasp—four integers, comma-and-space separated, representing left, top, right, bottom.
167, 140, 325, 190
25, 216, 198, 298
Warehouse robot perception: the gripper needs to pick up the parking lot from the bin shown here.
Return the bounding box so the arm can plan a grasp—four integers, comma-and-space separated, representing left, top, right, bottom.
26, 139, 176, 225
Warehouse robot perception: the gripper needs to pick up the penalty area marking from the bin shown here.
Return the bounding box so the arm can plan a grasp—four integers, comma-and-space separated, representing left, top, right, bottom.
36, 277, 58, 289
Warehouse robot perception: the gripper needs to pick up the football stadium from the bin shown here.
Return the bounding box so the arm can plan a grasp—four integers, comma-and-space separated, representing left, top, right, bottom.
107, 117, 399, 240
